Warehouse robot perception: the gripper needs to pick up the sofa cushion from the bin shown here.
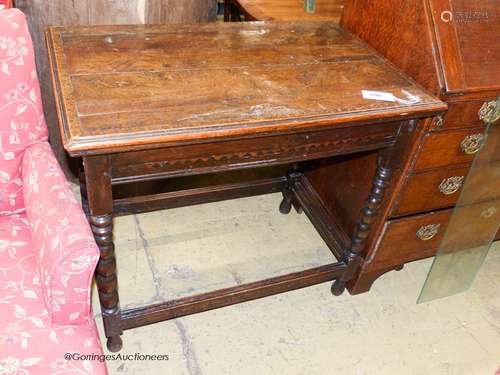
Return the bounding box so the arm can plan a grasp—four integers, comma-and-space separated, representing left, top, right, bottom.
0, 9, 48, 215
0, 214, 106, 374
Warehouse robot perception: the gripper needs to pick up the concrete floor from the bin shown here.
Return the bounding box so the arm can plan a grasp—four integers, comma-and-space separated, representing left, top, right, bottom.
91, 193, 500, 375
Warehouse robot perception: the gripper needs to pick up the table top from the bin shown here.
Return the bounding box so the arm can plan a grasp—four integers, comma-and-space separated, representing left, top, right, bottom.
47, 22, 445, 156
236, 0, 344, 22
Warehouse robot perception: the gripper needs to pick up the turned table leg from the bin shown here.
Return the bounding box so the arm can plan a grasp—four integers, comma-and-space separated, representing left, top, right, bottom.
332, 119, 418, 296
331, 155, 393, 296
279, 164, 302, 215
83, 156, 123, 352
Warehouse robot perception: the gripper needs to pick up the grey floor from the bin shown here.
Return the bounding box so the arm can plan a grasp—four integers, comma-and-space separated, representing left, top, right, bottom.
91, 193, 500, 375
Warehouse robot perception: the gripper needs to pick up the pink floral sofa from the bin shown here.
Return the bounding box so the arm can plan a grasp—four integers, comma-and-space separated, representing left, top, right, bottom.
0, 9, 107, 374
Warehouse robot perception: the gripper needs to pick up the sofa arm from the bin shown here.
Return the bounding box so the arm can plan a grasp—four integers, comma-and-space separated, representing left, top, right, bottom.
22, 142, 99, 325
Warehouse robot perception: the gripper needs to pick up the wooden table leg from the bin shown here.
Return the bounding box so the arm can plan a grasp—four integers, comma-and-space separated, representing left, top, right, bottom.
224, 0, 231, 21
83, 156, 123, 352
331, 119, 418, 295
78, 165, 89, 218
279, 164, 301, 214
224, 0, 244, 22
331, 153, 393, 295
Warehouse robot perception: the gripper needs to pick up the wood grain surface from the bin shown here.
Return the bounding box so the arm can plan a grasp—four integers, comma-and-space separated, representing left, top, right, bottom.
428, 0, 500, 93
15, 0, 217, 171
47, 21, 445, 155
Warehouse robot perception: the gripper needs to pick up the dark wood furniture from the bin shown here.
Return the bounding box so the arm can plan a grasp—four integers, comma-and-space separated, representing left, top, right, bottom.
341, 0, 500, 293
46, 21, 445, 351
15, 0, 218, 176
224, 0, 344, 22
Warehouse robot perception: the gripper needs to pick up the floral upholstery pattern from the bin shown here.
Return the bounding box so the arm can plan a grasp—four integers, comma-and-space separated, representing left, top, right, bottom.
22, 142, 99, 326
0, 214, 106, 375
0, 9, 48, 215
0, 9, 107, 374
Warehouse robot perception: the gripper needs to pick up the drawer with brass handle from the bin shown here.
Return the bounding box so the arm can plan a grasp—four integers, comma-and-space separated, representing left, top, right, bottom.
391, 165, 470, 217
413, 127, 486, 171
367, 210, 452, 269
429, 99, 498, 131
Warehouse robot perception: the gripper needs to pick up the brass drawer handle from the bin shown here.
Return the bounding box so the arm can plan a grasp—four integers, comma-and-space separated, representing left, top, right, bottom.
460, 134, 484, 155
479, 98, 500, 125
438, 176, 465, 195
416, 224, 441, 241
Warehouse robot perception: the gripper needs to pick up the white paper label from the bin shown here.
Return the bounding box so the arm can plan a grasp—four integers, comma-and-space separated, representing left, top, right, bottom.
361, 90, 396, 102
362, 89, 422, 105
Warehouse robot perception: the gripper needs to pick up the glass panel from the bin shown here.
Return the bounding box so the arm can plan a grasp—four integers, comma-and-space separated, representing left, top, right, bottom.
418, 100, 500, 303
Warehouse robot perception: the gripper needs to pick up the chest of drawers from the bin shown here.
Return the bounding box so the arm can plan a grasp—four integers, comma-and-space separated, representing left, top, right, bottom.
340, 0, 499, 293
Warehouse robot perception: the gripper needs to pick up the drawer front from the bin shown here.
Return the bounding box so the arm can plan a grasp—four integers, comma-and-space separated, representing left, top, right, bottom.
392, 165, 470, 216
432, 99, 496, 131
413, 127, 486, 171
110, 122, 400, 182
368, 210, 452, 269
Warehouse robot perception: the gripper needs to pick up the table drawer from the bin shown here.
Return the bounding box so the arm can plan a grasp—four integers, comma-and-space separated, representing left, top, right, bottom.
368, 210, 452, 269
109, 122, 400, 182
392, 165, 470, 216
413, 127, 486, 171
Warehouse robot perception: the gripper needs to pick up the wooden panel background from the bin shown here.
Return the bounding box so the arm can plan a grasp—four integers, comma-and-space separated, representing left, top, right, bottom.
15, 0, 218, 175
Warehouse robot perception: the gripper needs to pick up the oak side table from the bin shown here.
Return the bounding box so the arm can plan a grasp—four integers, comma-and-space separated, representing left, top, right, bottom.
46, 21, 445, 351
